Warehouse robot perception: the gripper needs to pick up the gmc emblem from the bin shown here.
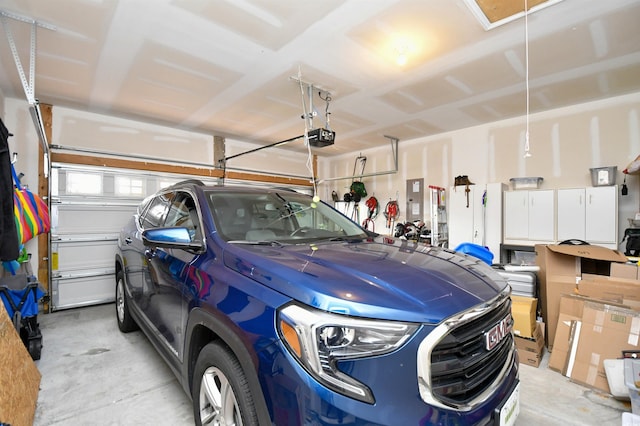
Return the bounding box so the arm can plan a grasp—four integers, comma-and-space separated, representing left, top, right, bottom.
484, 314, 512, 351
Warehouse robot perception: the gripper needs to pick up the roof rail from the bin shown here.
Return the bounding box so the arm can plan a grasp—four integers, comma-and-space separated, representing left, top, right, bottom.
167, 179, 205, 189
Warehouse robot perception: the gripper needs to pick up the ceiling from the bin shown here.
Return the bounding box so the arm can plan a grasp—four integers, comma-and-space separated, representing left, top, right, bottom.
0, 0, 638, 157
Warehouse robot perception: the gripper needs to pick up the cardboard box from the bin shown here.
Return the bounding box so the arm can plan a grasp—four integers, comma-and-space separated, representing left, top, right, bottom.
565, 301, 640, 394
515, 321, 545, 367
511, 295, 537, 338
610, 262, 639, 280
578, 276, 640, 308
535, 244, 629, 349
0, 303, 41, 426
549, 295, 589, 372
550, 294, 638, 375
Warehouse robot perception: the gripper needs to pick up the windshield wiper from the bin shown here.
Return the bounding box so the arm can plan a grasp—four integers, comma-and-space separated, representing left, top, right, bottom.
325, 236, 367, 243
228, 240, 284, 247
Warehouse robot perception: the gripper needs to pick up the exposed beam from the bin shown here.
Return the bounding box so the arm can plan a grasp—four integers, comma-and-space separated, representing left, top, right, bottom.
50, 152, 312, 187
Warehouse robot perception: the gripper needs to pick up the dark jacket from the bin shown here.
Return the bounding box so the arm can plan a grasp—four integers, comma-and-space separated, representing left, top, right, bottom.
0, 118, 19, 261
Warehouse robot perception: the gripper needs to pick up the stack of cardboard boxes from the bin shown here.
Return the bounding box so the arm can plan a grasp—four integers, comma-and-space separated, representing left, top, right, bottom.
511, 295, 545, 367
534, 244, 640, 395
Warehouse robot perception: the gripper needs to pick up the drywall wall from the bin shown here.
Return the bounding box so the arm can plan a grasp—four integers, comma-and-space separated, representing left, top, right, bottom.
49, 105, 312, 180
6, 91, 640, 254
5, 100, 313, 179
318, 91, 640, 248
52, 106, 214, 165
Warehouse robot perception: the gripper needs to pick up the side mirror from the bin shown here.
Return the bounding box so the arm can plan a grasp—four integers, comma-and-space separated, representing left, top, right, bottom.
142, 227, 204, 252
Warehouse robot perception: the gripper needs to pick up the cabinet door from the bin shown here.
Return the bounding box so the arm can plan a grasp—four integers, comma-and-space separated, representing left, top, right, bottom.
557, 189, 586, 242
484, 183, 506, 260
585, 186, 617, 243
504, 191, 529, 240
528, 190, 555, 241
448, 186, 475, 249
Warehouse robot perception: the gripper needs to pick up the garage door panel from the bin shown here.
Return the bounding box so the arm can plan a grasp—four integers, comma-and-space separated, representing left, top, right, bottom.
52, 273, 115, 310
52, 239, 118, 271
52, 204, 136, 234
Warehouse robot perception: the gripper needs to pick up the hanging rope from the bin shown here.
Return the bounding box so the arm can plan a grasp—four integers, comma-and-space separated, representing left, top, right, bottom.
524, 0, 532, 158
297, 67, 318, 197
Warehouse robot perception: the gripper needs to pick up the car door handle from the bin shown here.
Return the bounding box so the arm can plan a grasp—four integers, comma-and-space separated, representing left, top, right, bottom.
125, 237, 132, 244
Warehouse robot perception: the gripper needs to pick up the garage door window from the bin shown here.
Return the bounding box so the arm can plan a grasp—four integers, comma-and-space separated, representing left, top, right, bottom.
66, 171, 102, 195
115, 176, 144, 196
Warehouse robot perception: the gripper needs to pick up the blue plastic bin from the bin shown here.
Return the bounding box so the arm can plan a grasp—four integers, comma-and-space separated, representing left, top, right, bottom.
454, 242, 494, 265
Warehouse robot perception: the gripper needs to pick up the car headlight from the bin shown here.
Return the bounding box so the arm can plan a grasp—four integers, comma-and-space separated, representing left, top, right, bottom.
278, 304, 419, 404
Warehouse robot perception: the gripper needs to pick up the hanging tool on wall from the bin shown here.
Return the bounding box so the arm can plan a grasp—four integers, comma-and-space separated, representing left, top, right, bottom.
481, 189, 487, 247
362, 196, 379, 232
344, 154, 367, 201
384, 192, 399, 230
454, 175, 475, 208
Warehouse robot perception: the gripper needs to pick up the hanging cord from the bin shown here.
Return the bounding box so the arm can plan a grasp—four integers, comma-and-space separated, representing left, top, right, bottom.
523, 0, 530, 155
297, 68, 318, 197
319, 91, 332, 130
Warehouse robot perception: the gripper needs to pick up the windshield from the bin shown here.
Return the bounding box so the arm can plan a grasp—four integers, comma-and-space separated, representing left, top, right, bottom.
206, 189, 368, 243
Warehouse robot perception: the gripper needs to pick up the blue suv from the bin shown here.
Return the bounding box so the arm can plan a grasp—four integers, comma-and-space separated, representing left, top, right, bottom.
115, 180, 519, 425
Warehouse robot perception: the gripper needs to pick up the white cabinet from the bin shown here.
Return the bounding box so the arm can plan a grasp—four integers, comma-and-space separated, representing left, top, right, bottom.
504, 191, 528, 240
449, 185, 477, 249
557, 189, 586, 242
557, 186, 617, 247
586, 186, 617, 244
449, 183, 506, 259
504, 189, 555, 243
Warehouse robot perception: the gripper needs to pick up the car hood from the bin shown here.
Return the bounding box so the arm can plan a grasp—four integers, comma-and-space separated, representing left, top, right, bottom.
222, 237, 509, 324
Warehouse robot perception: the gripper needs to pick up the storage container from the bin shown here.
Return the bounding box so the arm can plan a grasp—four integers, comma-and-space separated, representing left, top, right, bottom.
496, 270, 537, 298
590, 166, 617, 186
512, 250, 536, 266
454, 243, 494, 265
622, 412, 640, 426
625, 358, 640, 415
603, 359, 630, 400
509, 177, 543, 190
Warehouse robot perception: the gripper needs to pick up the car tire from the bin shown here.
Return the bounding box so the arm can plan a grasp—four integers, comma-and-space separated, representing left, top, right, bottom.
115, 269, 138, 332
193, 342, 258, 426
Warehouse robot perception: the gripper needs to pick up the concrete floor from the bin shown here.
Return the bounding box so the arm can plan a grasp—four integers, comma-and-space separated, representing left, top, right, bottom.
32, 303, 632, 426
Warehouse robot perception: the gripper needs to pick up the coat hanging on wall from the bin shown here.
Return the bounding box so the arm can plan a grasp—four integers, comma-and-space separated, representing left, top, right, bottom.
0, 118, 19, 262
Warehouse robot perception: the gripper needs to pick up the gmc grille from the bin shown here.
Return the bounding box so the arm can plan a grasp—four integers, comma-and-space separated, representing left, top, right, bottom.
416, 289, 516, 411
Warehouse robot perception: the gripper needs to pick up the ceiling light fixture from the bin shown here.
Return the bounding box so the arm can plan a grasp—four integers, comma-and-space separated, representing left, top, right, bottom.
391, 33, 414, 67
523, 0, 532, 158
396, 45, 408, 66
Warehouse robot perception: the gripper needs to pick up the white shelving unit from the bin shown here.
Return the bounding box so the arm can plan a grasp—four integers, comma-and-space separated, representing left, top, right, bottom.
429, 186, 447, 247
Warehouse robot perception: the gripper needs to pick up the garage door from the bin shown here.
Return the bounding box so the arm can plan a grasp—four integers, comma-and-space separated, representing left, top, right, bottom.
49, 162, 311, 311
49, 163, 220, 311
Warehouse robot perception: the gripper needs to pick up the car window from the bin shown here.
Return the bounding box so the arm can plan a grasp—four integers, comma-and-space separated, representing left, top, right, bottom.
207, 190, 366, 242
164, 191, 201, 241
140, 192, 172, 229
